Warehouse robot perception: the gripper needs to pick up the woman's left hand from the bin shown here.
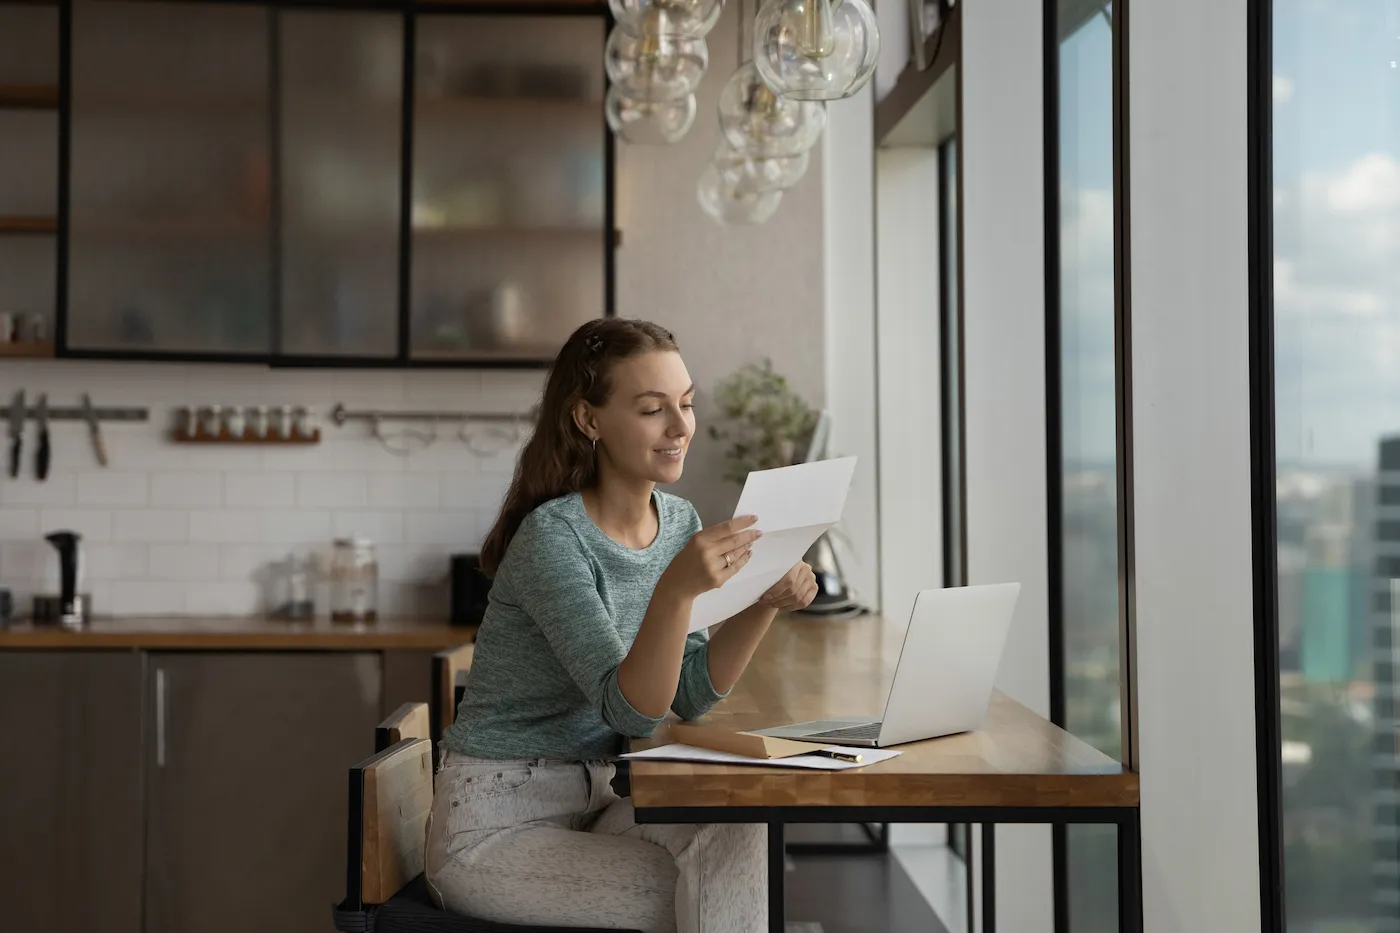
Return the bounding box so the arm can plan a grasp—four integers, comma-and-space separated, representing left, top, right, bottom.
759, 561, 818, 612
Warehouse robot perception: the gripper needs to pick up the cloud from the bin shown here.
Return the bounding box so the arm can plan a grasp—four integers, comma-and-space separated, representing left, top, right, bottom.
1322, 153, 1400, 213
1274, 153, 1400, 465
1274, 74, 1295, 103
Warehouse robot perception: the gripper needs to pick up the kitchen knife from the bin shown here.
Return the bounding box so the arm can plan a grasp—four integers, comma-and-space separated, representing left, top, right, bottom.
6, 389, 23, 479
34, 393, 50, 481
81, 392, 108, 467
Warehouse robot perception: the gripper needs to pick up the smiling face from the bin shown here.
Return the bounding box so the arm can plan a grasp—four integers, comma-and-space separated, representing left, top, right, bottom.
575, 349, 696, 486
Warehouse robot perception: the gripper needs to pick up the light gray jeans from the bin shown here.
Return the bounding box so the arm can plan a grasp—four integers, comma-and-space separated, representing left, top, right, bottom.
424, 750, 767, 933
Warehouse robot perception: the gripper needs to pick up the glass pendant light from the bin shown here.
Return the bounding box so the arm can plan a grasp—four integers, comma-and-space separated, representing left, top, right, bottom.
752, 0, 879, 101
711, 141, 810, 194
717, 61, 826, 157
696, 163, 783, 225
605, 15, 709, 102
609, 0, 725, 39
606, 85, 697, 144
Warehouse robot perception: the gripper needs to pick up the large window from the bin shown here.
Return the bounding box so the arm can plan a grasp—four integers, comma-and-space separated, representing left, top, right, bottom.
1053, 1, 1121, 930
1270, 1, 1400, 929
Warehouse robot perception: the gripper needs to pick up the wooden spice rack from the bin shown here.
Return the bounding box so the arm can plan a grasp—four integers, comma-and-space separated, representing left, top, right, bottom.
171, 426, 321, 445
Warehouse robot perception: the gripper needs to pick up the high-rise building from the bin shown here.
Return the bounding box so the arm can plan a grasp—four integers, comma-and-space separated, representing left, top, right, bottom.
1372, 438, 1400, 930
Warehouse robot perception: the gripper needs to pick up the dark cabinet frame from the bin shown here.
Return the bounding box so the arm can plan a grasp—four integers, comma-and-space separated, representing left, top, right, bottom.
50, 0, 615, 369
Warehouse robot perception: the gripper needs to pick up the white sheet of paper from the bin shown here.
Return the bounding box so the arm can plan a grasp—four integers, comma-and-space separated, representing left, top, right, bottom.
687, 457, 857, 633
621, 742, 901, 771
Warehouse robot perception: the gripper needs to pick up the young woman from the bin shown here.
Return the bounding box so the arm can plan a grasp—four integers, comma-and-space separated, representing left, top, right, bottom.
424, 318, 818, 933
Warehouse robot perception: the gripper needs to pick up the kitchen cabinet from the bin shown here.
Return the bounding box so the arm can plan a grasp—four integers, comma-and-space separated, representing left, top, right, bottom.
0, 651, 145, 933
142, 651, 382, 933
67, 0, 273, 356
0, 640, 433, 933
409, 13, 608, 363
277, 9, 404, 361
48, 0, 612, 367
0, 2, 60, 355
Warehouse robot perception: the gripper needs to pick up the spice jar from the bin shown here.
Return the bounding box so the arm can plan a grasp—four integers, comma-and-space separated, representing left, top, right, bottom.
329, 537, 378, 624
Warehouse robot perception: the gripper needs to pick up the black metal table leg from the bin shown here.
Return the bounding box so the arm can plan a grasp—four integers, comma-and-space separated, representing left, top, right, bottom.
1117, 809, 1143, 933
769, 819, 786, 933
982, 823, 996, 933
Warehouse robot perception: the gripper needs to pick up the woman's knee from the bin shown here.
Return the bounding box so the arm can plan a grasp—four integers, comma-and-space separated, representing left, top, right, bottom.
700, 821, 768, 863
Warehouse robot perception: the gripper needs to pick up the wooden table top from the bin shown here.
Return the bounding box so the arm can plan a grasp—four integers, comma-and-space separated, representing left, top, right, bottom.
0, 616, 476, 650
629, 613, 1138, 810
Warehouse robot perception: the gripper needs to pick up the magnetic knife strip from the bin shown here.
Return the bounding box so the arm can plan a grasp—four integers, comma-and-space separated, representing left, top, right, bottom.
0, 403, 149, 422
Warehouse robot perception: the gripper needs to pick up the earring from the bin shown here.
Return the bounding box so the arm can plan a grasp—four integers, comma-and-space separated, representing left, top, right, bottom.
591, 437, 597, 452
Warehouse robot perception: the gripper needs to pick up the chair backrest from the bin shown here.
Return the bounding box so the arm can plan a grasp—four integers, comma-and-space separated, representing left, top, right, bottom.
344, 737, 433, 910
375, 701, 430, 753
430, 643, 475, 746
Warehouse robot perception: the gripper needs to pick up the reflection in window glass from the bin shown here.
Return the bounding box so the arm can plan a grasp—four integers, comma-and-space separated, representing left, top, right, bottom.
1057, 2, 1120, 930
1272, 2, 1400, 929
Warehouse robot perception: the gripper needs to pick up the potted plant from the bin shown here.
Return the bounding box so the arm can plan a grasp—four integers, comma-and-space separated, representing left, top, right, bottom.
707, 358, 819, 485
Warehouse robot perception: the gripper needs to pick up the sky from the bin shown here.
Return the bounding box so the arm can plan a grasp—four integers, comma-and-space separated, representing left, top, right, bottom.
1272, 0, 1400, 470
1058, 0, 1400, 471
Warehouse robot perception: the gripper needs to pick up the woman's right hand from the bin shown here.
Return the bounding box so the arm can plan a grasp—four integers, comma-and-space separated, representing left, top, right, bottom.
660, 516, 763, 600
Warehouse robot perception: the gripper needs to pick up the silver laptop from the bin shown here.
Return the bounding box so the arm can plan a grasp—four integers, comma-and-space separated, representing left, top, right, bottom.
754, 582, 1021, 748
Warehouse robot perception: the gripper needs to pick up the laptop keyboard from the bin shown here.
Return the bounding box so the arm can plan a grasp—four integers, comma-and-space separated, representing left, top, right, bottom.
806, 721, 882, 741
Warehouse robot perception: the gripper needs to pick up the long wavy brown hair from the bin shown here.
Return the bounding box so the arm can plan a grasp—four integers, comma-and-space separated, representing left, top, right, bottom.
478, 318, 680, 577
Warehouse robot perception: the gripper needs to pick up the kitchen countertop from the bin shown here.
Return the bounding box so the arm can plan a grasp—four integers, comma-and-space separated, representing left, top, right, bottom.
0, 616, 477, 650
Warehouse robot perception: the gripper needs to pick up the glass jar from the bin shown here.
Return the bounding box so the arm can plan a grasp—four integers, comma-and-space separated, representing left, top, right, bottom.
329, 537, 378, 624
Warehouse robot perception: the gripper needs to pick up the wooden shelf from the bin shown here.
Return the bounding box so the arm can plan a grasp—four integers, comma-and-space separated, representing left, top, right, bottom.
412, 224, 602, 238
73, 219, 266, 238
172, 427, 321, 445
0, 341, 55, 359
0, 83, 59, 110
0, 216, 57, 234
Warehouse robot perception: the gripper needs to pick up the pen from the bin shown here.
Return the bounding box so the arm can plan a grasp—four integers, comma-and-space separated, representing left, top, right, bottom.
813, 748, 863, 763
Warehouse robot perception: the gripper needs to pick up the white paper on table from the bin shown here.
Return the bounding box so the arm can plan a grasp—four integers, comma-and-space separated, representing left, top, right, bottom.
687, 457, 858, 633
621, 742, 901, 771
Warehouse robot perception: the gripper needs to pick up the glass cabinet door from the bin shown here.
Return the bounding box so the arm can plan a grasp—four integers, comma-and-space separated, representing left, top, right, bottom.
409, 14, 607, 363
0, 3, 60, 346
67, 0, 272, 356
277, 10, 403, 360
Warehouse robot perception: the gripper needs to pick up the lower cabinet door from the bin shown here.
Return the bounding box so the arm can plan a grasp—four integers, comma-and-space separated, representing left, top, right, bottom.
0, 650, 145, 933
143, 652, 382, 933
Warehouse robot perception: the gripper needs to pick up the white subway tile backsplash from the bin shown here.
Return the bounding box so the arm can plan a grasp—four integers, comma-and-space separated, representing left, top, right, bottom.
107, 580, 188, 616
224, 472, 295, 508
260, 510, 333, 545
404, 511, 482, 548
188, 509, 261, 544
403, 438, 492, 474
38, 509, 113, 542
82, 543, 148, 582
297, 473, 369, 509
184, 581, 262, 615
150, 471, 224, 507
219, 544, 280, 582
376, 543, 442, 582
439, 473, 510, 511
100, 434, 189, 470
332, 511, 404, 545
0, 474, 76, 507
113, 509, 188, 543
0, 507, 39, 540
76, 471, 150, 507
149, 543, 221, 580
0, 541, 44, 583
369, 473, 440, 509
1, 365, 534, 617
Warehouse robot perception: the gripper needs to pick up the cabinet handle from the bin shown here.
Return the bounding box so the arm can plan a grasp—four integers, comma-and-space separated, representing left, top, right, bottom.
155, 667, 167, 768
